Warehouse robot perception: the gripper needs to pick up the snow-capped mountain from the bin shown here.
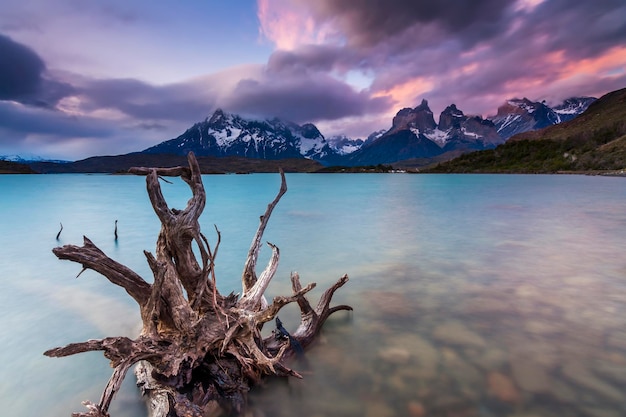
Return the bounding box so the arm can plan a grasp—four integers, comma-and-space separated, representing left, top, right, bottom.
0, 154, 70, 163
143, 109, 337, 162
553, 97, 597, 122
344, 100, 503, 166
489, 96, 595, 140
0, 154, 31, 162
140, 94, 596, 168
326, 135, 364, 155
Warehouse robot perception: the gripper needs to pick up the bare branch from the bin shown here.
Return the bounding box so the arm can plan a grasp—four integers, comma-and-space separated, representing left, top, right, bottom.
314, 274, 352, 320
254, 283, 316, 324
241, 169, 287, 292
145, 169, 176, 227
290, 272, 314, 316
128, 166, 191, 179
238, 242, 280, 311
53, 237, 151, 306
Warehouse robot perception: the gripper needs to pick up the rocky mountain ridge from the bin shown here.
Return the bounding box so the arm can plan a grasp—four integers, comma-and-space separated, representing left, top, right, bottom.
343, 100, 505, 166
140, 95, 594, 167
3, 92, 598, 173
426, 87, 626, 173
143, 109, 336, 162
489, 96, 595, 140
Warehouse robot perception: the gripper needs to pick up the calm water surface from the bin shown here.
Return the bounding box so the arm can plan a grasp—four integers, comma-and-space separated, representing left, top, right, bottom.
1, 173, 626, 417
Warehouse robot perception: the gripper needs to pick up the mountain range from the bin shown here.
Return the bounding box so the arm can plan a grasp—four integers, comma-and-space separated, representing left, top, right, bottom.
1, 91, 604, 173
490, 96, 596, 140
426, 87, 626, 173
139, 96, 595, 168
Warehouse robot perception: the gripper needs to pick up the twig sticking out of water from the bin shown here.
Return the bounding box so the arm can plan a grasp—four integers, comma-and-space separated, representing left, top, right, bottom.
114, 220, 118, 241
56, 223, 63, 240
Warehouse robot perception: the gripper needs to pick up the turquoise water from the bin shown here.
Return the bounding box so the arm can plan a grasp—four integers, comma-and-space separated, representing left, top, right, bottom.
1, 173, 626, 417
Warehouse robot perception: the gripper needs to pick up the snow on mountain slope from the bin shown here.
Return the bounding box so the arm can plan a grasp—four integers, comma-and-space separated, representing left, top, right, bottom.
489, 96, 596, 139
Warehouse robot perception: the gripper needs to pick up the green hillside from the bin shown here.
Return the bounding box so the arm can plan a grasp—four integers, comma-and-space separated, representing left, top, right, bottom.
426, 87, 626, 173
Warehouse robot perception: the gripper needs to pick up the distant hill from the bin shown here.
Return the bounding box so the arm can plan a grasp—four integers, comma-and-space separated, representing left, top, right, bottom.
425, 87, 626, 173
0, 160, 37, 174
29, 153, 323, 174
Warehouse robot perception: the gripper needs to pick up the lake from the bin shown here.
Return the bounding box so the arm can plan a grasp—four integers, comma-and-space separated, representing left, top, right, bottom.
1, 173, 626, 417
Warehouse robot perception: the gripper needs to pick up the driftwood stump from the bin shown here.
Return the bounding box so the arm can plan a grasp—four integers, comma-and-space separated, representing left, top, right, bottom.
45, 152, 352, 417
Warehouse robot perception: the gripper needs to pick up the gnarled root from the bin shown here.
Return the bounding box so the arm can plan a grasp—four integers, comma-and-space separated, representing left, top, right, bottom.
46, 152, 351, 416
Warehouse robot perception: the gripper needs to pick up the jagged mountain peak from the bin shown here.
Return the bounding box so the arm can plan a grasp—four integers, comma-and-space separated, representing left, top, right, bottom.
326, 135, 365, 155
443, 103, 462, 113
490, 96, 595, 139
345, 100, 504, 166
439, 104, 466, 131
391, 100, 437, 133
208, 108, 226, 122
415, 98, 431, 112
300, 123, 323, 139
140, 90, 596, 168
143, 110, 333, 162
553, 97, 597, 120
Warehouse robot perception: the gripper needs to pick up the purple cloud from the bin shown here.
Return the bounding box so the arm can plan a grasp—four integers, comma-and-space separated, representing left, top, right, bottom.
1, 0, 625, 159
224, 71, 391, 123
303, 0, 517, 48
0, 33, 45, 100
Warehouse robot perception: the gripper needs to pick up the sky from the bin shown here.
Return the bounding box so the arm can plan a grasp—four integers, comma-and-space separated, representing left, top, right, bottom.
0, 0, 625, 160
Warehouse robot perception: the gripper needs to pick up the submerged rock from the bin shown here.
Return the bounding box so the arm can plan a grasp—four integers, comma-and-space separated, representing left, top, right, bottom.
441, 347, 484, 388
363, 290, 415, 317
407, 401, 426, 417
606, 331, 626, 350
378, 347, 411, 365
433, 320, 487, 348
364, 400, 394, 417
471, 347, 508, 371
582, 406, 623, 417
592, 359, 626, 384
561, 361, 623, 402
487, 371, 521, 404
509, 356, 552, 394
524, 319, 562, 335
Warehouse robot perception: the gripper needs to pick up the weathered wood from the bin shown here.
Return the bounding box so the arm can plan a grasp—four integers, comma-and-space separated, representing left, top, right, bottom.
53, 236, 151, 306
45, 152, 352, 417
241, 169, 287, 293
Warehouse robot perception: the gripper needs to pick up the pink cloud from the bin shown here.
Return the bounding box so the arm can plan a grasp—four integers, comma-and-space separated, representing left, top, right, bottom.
257, 0, 337, 50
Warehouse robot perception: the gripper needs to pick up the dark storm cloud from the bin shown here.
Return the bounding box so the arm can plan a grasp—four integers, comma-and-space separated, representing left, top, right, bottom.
0, 33, 74, 107
292, 0, 626, 83
305, 0, 517, 48
281, 0, 626, 117
0, 33, 45, 100
518, 0, 626, 60
225, 74, 390, 123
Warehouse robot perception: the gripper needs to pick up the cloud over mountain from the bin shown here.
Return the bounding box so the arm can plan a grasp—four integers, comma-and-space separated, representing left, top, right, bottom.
0, 1, 624, 160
